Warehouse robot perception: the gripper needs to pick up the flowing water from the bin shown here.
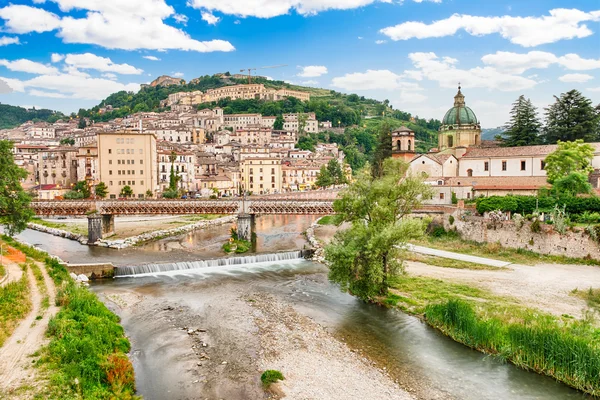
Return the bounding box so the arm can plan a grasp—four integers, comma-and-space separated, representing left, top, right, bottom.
15, 215, 591, 399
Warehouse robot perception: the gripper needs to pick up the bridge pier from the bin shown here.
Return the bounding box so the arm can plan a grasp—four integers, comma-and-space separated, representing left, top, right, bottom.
236, 213, 255, 242
102, 214, 115, 237
87, 214, 103, 244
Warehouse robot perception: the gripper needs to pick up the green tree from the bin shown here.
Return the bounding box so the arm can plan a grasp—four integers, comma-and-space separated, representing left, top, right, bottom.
273, 115, 284, 130
544, 140, 594, 184
145, 189, 153, 198
120, 185, 134, 198
60, 137, 75, 146
371, 122, 392, 178
95, 182, 108, 198
297, 135, 316, 152
0, 141, 34, 235
168, 151, 180, 191
544, 89, 599, 143
297, 113, 308, 136
325, 158, 432, 301
315, 165, 333, 188
501, 95, 541, 147
78, 118, 87, 129
326, 159, 347, 185
553, 172, 592, 196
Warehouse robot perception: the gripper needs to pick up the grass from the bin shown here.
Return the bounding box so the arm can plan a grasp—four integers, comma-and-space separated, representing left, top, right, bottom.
182, 214, 222, 222
413, 230, 600, 266
31, 218, 88, 236
571, 287, 600, 311
261, 370, 284, 387
405, 253, 505, 271
317, 215, 338, 226
0, 263, 31, 346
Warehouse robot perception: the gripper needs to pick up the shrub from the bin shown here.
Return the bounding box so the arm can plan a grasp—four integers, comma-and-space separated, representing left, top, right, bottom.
261, 370, 284, 387
448, 215, 455, 225
530, 218, 541, 233
162, 189, 178, 199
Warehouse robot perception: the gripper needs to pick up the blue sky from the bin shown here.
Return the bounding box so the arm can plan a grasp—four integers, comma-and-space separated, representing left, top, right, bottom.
0, 0, 599, 127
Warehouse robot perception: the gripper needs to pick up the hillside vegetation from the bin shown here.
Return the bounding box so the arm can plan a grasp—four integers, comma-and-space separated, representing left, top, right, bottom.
0, 104, 65, 129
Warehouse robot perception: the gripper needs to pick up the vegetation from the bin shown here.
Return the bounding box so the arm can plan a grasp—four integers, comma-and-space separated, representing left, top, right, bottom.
371, 122, 392, 178
544, 89, 600, 144
120, 185, 134, 198
261, 369, 284, 387
0, 103, 65, 129
405, 253, 503, 271
317, 215, 339, 226
545, 140, 594, 183
95, 182, 108, 198
426, 299, 600, 396
0, 140, 34, 235
60, 137, 75, 146
315, 159, 347, 188
64, 180, 92, 199
325, 158, 432, 301
571, 287, 600, 311
0, 264, 31, 346
223, 228, 251, 254
499, 95, 541, 147
31, 218, 88, 236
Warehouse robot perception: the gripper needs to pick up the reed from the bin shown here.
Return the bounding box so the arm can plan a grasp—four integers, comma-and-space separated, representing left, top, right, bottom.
426, 299, 600, 396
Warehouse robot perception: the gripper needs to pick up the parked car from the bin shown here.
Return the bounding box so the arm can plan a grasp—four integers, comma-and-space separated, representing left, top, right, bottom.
181, 195, 188, 199
194, 193, 202, 199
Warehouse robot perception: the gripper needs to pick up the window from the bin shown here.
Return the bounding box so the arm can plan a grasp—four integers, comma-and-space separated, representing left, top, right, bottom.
541, 160, 546, 170
108, 149, 112, 154
109, 160, 112, 165
138, 194, 144, 198
484, 161, 489, 171
110, 194, 116, 199
271, 168, 275, 174
109, 181, 113, 186
140, 170, 143, 175
271, 176, 275, 183
140, 160, 143, 164
520, 160, 526, 171
439, 193, 445, 200
141, 181, 144, 185
467, 193, 471, 199
127, 160, 130, 164
139, 149, 143, 154
109, 170, 112, 175
467, 169, 473, 177
502, 161, 507, 171
259, 168, 263, 173
117, 170, 121, 175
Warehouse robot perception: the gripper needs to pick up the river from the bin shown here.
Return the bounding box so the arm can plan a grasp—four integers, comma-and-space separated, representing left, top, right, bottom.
16, 215, 589, 399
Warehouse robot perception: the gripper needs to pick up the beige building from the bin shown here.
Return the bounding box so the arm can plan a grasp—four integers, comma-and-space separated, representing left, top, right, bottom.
97, 132, 157, 199
39, 147, 78, 187
438, 86, 482, 152
76, 143, 99, 185
241, 157, 282, 194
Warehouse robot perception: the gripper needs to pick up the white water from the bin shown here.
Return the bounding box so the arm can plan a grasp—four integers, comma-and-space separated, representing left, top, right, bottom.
115, 250, 310, 277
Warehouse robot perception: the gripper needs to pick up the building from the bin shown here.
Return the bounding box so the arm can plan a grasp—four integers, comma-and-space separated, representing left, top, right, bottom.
39, 147, 78, 187
240, 157, 282, 194
76, 143, 99, 186
438, 85, 481, 152
391, 126, 416, 162
97, 132, 157, 199
157, 148, 195, 192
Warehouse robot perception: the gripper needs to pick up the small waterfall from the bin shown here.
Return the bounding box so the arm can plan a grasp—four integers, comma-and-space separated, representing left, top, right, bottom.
115, 250, 310, 277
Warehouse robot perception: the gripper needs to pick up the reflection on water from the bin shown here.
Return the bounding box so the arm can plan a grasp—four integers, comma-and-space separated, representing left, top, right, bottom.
94, 262, 588, 400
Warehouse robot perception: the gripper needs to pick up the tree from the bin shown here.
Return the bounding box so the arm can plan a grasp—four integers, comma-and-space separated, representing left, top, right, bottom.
95, 182, 108, 198
315, 165, 333, 188
168, 151, 180, 191
273, 115, 284, 130
326, 159, 347, 186
544, 140, 594, 184
60, 137, 75, 146
120, 185, 134, 198
0, 141, 34, 235
297, 135, 315, 152
544, 89, 600, 143
78, 118, 87, 129
501, 95, 541, 147
553, 172, 592, 197
297, 113, 308, 136
325, 158, 432, 301
371, 122, 392, 178
145, 189, 153, 198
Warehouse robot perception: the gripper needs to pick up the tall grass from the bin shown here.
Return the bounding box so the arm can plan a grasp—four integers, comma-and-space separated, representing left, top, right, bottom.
426, 299, 600, 396
0, 265, 31, 346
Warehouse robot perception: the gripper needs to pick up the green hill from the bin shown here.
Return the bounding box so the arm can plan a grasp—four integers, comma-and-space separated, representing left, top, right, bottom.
81, 74, 441, 172
0, 103, 66, 129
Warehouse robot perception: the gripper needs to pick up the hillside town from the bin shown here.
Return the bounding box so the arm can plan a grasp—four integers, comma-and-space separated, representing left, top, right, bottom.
0, 84, 344, 200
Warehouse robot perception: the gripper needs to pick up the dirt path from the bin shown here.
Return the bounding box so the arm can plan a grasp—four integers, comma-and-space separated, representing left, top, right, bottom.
0, 261, 58, 396
406, 260, 600, 319
0, 262, 23, 287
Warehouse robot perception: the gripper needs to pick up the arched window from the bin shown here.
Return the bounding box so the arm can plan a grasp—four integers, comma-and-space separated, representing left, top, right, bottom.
397, 140, 401, 151
408, 140, 412, 151
467, 169, 473, 177
448, 135, 454, 148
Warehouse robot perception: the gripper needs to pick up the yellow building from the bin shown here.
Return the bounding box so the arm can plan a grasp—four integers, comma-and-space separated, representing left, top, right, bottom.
97, 132, 157, 199
241, 157, 282, 194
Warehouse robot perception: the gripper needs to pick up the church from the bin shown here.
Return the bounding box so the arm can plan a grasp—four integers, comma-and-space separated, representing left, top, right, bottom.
391, 86, 600, 204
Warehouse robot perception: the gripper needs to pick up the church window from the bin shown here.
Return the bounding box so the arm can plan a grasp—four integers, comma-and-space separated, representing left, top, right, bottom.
484, 162, 489, 171
448, 136, 454, 147
408, 140, 411, 150
502, 161, 507, 171
521, 161, 526, 171
397, 141, 401, 151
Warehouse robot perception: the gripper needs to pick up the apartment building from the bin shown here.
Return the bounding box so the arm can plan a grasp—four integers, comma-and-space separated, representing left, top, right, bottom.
223, 114, 262, 131
157, 149, 195, 192
97, 132, 157, 199
39, 147, 79, 187
76, 143, 99, 185
240, 157, 282, 194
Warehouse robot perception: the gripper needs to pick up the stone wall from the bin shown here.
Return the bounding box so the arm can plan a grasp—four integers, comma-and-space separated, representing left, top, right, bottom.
447, 214, 600, 261
65, 263, 115, 279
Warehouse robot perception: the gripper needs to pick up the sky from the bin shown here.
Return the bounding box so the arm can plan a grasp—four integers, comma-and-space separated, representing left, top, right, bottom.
0, 0, 599, 128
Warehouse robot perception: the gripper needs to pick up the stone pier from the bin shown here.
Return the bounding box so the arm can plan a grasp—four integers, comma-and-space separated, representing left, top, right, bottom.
87, 214, 103, 243
102, 214, 115, 237
237, 213, 255, 242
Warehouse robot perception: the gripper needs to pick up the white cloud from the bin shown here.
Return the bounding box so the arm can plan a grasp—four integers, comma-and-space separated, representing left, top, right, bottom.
64, 53, 143, 74
51, 53, 64, 63
0, 2, 235, 53
0, 36, 19, 46
173, 13, 188, 25
331, 69, 424, 91
188, 0, 389, 18
201, 11, 221, 25
375, 39, 387, 44
102, 73, 118, 80
0, 59, 59, 75
172, 72, 184, 77
298, 65, 328, 77
380, 8, 600, 47
143, 56, 161, 61
587, 87, 600, 92
358, 36, 363, 40
408, 52, 538, 91
482, 51, 600, 74
62, 65, 91, 78
0, 78, 13, 93
0, 77, 26, 92
234, 19, 241, 24
559, 73, 594, 83
301, 80, 318, 85
29, 89, 67, 98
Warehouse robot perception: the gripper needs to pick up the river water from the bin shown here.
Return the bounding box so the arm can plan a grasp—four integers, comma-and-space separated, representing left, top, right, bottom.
16, 215, 589, 399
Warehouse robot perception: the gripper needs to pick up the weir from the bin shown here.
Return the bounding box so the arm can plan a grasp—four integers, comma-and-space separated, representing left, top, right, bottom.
114, 250, 310, 276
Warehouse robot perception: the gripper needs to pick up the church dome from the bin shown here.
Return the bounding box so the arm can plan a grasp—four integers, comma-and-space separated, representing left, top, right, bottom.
441, 86, 478, 126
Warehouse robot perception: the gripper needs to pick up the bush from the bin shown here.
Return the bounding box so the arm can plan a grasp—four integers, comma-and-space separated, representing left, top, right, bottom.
448, 215, 455, 225
530, 218, 541, 233
261, 370, 284, 387
162, 189, 179, 199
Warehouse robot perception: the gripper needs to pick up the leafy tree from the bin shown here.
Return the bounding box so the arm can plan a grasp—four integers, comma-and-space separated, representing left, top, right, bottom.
315, 165, 333, 188
326, 159, 347, 185
162, 189, 178, 198
0, 141, 34, 235
371, 122, 392, 178
0, 104, 65, 129
145, 189, 153, 198
120, 185, 134, 198
168, 151, 180, 191
544, 89, 599, 143
325, 158, 432, 301
553, 172, 592, 197
273, 115, 284, 130
95, 182, 108, 198
297, 136, 315, 152
297, 113, 308, 136
60, 137, 75, 146
544, 140, 594, 184
78, 118, 87, 129
501, 95, 541, 146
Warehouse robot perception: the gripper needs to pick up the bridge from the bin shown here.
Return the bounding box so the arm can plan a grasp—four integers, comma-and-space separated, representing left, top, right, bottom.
30, 198, 335, 244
